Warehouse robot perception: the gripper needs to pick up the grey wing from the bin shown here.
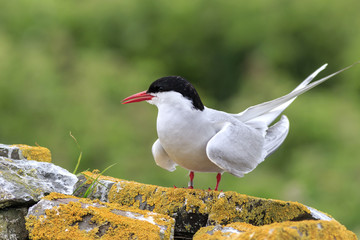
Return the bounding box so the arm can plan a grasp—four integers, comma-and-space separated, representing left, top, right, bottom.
151, 139, 177, 172
263, 115, 289, 157
206, 122, 265, 178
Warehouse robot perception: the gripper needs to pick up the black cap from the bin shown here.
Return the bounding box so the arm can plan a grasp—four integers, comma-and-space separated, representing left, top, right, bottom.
147, 76, 204, 111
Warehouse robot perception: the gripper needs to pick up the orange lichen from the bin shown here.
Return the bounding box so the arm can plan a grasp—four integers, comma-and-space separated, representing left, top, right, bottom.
193, 220, 357, 240
12, 144, 51, 163
26, 193, 174, 240
43, 192, 72, 200
74, 172, 357, 238
80, 171, 314, 226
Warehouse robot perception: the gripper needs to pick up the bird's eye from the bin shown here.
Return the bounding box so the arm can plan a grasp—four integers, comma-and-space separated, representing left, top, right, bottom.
157, 86, 164, 92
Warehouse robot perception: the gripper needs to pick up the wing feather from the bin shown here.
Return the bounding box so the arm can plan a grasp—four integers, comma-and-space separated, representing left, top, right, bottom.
264, 115, 290, 157
152, 139, 177, 172
206, 122, 265, 177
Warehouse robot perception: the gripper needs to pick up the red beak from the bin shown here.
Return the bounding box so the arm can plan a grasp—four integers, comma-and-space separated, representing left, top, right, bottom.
122, 91, 154, 104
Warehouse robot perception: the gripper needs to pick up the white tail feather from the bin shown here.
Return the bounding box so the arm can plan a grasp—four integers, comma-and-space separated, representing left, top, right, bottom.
235, 62, 358, 127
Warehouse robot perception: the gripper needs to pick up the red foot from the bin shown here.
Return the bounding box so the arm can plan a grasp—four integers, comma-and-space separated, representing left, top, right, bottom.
214, 173, 222, 191
175, 172, 222, 191
188, 171, 194, 189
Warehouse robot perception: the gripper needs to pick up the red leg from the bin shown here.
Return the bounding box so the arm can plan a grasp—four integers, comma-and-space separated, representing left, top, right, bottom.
214, 173, 222, 191
188, 171, 194, 189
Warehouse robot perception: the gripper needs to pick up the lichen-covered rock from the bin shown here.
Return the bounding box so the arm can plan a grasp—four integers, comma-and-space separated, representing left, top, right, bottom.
74, 173, 115, 202
0, 157, 78, 208
26, 193, 175, 240
75, 171, 350, 239
193, 220, 357, 239
0, 207, 28, 240
0, 144, 51, 163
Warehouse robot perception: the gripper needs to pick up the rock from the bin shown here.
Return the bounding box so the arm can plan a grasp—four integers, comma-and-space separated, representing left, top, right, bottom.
0, 157, 78, 209
193, 220, 357, 239
0, 144, 51, 163
26, 193, 175, 240
0, 144, 355, 240
74, 174, 115, 202
74, 171, 354, 239
0, 144, 77, 239
0, 207, 28, 240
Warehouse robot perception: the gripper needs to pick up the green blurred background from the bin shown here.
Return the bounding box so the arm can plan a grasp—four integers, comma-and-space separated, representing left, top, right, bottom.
1, 0, 360, 235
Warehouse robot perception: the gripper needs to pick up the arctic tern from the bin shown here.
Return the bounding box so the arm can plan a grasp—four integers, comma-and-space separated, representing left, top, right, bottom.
122, 63, 357, 190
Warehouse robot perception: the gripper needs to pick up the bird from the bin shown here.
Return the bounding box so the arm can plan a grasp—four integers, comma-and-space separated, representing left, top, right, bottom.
122, 63, 357, 191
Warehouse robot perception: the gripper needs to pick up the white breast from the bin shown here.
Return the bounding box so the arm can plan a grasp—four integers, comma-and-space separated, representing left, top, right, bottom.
155, 99, 223, 172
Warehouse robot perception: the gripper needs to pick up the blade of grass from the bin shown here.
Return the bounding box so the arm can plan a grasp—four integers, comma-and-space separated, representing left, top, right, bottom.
82, 163, 117, 198
73, 169, 110, 195
70, 131, 83, 175
73, 152, 82, 175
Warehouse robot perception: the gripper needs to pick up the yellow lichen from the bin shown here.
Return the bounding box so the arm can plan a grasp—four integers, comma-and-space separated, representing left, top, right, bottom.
193, 220, 357, 240
79, 172, 356, 238
79, 170, 312, 226
26, 193, 174, 240
43, 192, 72, 200
12, 144, 51, 163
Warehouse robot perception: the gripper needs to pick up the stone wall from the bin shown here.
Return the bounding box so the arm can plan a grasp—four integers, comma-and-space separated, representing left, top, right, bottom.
0, 144, 357, 239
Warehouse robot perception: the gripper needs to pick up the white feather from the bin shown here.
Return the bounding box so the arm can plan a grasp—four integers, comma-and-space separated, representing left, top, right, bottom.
146, 63, 358, 178
234, 63, 353, 127
263, 115, 290, 157
152, 139, 177, 172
